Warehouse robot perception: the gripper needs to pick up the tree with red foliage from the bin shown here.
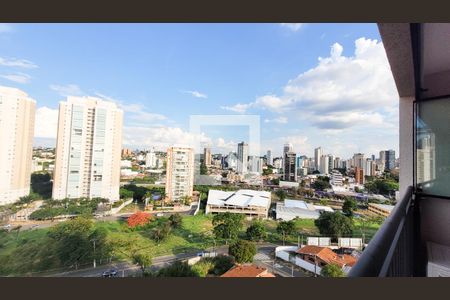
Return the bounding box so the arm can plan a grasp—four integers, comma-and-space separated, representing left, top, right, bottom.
127, 211, 152, 228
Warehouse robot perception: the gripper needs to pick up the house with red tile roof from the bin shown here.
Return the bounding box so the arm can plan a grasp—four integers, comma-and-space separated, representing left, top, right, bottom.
221, 264, 276, 277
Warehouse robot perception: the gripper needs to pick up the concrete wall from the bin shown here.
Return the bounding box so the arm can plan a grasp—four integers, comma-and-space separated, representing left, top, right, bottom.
399, 96, 415, 200
421, 196, 450, 247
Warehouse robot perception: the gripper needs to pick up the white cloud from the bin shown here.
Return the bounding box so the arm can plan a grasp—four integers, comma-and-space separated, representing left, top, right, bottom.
183, 90, 208, 99
220, 103, 251, 114
264, 117, 288, 124
0, 72, 31, 84
123, 126, 211, 152
0, 57, 38, 69
224, 37, 398, 131
280, 23, 304, 32
34, 107, 58, 139
0, 24, 13, 33
50, 84, 84, 97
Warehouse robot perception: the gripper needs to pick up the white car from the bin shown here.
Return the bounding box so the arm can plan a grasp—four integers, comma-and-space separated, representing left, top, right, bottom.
3, 224, 11, 229
156, 212, 164, 217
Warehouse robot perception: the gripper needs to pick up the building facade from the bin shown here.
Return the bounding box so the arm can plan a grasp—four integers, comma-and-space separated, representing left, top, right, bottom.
165, 146, 194, 202
0, 86, 36, 205
203, 147, 212, 166
314, 147, 323, 171
284, 152, 297, 182
52, 96, 123, 201
237, 142, 249, 174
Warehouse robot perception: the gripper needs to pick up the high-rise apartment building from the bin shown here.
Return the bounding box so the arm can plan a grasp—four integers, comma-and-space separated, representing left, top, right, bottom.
0, 86, 36, 205
203, 147, 212, 166
121, 148, 132, 157
417, 137, 435, 183
248, 156, 263, 174
267, 150, 273, 166
145, 148, 157, 168
237, 142, 249, 174
353, 153, 365, 169
284, 152, 297, 182
319, 155, 329, 174
328, 154, 335, 172
52, 96, 123, 201
283, 143, 293, 156
314, 147, 323, 171
165, 146, 194, 202
355, 167, 364, 185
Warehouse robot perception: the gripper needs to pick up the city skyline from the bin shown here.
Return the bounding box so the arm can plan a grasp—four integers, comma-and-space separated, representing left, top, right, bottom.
0, 23, 398, 158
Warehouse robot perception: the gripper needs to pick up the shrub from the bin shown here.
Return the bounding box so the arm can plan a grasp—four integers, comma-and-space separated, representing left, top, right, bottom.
191, 258, 215, 277
229, 240, 256, 263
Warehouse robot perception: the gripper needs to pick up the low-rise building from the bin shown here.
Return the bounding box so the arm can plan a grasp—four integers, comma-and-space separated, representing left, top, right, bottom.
368, 203, 395, 217
276, 199, 334, 220
221, 264, 275, 277
205, 189, 271, 218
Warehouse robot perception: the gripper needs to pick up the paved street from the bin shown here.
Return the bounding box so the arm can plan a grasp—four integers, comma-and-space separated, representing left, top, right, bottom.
253, 245, 310, 277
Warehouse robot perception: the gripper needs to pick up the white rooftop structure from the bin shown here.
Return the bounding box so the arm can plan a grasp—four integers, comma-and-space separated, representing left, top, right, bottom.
206, 189, 271, 218
276, 199, 334, 221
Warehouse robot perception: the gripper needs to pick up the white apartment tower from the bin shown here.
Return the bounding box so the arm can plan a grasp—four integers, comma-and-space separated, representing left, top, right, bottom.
237, 142, 249, 174
319, 155, 330, 174
314, 147, 323, 171
145, 148, 157, 168
0, 86, 36, 205
165, 146, 195, 202
52, 96, 123, 202
267, 150, 273, 166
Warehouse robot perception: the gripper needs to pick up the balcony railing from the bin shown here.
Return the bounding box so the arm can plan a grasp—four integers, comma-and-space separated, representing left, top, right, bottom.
348, 186, 416, 277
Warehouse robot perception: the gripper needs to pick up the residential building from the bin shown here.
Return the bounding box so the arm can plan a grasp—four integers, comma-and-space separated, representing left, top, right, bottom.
221, 264, 275, 277
203, 147, 212, 166
319, 155, 329, 174
237, 142, 249, 174
380, 149, 396, 171
328, 154, 335, 171
355, 167, 364, 185
0, 86, 36, 205
165, 146, 194, 202
121, 148, 132, 157
273, 157, 283, 169
266, 149, 273, 166
52, 96, 123, 201
284, 152, 297, 182
416, 136, 435, 183
205, 189, 271, 218
145, 148, 157, 168
353, 153, 365, 169
248, 155, 263, 174
330, 170, 343, 186
225, 152, 238, 170
297, 245, 357, 274
314, 147, 323, 171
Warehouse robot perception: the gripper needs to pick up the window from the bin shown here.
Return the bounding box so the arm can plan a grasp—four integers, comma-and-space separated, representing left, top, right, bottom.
416, 98, 450, 197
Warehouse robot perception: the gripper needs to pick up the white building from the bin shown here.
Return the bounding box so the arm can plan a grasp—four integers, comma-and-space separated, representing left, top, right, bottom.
330, 170, 343, 186
205, 189, 271, 218
267, 150, 273, 166
237, 142, 249, 174
52, 96, 123, 201
276, 199, 334, 221
165, 146, 194, 202
0, 86, 36, 205
248, 155, 263, 174
226, 152, 238, 170
319, 155, 330, 174
145, 148, 157, 168
314, 147, 323, 171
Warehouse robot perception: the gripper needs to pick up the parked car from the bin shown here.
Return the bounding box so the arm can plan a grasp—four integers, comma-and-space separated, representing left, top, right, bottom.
156, 212, 164, 217
102, 269, 118, 277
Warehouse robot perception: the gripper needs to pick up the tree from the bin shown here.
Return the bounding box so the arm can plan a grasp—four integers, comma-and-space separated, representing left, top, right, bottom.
212, 213, 244, 244
47, 217, 94, 269
200, 160, 208, 175
246, 221, 267, 242
132, 251, 152, 276
151, 221, 172, 243
30, 172, 52, 199
320, 263, 345, 277
119, 188, 134, 200
312, 179, 331, 191
211, 255, 235, 275
314, 212, 353, 239
157, 261, 198, 277
342, 198, 357, 218
262, 168, 273, 176
180, 195, 192, 206
276, 221, 296, 244
127, 211, 152, 228
168, 213, 182, 229
228, 240, 256, 263
275, 189, 287, 201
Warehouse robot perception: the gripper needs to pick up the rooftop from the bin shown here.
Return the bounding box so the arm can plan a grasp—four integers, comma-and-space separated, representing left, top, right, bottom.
297, 245, 357, 268
207, 189, 271, 208
221, 264, 276, 277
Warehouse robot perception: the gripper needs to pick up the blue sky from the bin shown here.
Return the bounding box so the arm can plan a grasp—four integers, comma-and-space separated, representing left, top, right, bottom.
0, 23, 399, 159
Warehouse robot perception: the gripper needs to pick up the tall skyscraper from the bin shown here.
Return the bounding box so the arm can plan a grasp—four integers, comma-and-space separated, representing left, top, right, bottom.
0, 86, 36, 205
379, 150, 396, 171
203, 147, 212, 166
165, 146, 194, 202
319, 155, 329, 174
237, 142, 249, 174
314, 147, 323, 171
355, 167, 364, 185
248, 156, 263, 174
283, 143, 293, 156
328, 154, 335, 171
266, 150, 273, 166
52, 96, 123, 201
353, 153, 365, 169
284, 152, 297, 182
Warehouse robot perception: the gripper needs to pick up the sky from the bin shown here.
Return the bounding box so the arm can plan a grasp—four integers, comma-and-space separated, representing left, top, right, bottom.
0, 23, 399, 159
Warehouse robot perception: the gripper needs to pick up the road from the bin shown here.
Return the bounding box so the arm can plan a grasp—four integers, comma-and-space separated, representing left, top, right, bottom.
45, 243, 309, 278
